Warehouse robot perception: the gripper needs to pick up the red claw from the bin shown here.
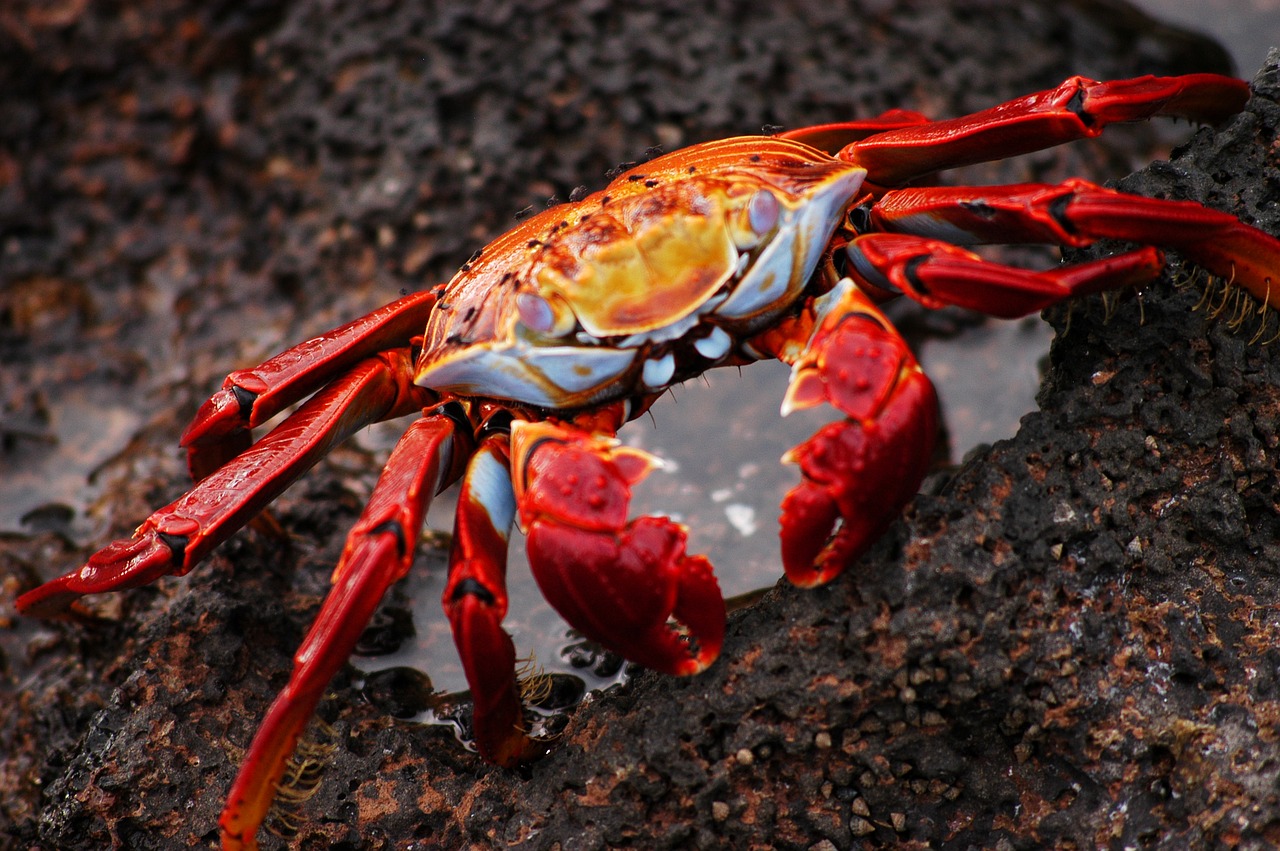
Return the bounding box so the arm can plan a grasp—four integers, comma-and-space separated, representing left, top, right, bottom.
510, 420, 725, 675
778, 283, 938, 586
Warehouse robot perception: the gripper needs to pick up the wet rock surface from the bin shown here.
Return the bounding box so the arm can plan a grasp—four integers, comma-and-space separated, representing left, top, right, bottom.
2, 1, 1276, 848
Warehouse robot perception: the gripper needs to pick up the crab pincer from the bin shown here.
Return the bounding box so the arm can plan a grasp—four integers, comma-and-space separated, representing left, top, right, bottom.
777, 280, 938, 586
510, 419, 725, 675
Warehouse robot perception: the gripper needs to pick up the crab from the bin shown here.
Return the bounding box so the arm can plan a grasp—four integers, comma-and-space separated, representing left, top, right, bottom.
16, 73, 1280, 849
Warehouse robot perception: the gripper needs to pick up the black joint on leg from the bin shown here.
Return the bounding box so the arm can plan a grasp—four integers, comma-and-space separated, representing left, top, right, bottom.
451, 577, 496, 605
477, 410, 515, 440
429, 401, 474, 437
369, 519, 408, 558
157, 532, 189, 567
960, 200, 997, 220
903, 254, 931, 295
230, 384, 258, 423
1048, 194, 1078, 237
847, 202, 874, 234
1066, 86, 1094, 127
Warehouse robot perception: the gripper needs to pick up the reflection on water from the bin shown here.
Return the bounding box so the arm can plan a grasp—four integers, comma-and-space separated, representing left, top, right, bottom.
1, 385, 141, 541
349, 314, 1053, 697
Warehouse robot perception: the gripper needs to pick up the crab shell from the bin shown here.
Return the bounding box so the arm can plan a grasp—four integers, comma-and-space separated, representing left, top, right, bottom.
414, 138, 868, 408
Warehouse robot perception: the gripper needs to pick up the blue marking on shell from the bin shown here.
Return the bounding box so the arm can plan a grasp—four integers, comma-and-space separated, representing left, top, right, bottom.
416, 338, 636, 408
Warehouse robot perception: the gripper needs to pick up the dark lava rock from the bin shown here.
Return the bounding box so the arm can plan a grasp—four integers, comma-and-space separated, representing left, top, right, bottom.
2, 1, 1275, 849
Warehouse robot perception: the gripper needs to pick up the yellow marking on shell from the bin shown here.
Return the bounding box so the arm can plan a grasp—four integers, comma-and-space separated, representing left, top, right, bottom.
534, 180, 743, 338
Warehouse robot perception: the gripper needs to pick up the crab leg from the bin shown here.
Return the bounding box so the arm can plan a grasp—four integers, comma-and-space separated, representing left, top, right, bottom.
182, 289, 438, 480
17, 349, 435, 618
220, 404, 471, 851
441, 417, 544, 767
866, 180, 1280, 309
509, 414, 725, 676
840, 74, 1250, 187
777, 108, 930, 154
764, 279, 938, 585
847, 235, 1166, 319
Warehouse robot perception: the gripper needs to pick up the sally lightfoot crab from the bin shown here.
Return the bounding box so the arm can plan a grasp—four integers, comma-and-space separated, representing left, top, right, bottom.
17, 73, 1280, 849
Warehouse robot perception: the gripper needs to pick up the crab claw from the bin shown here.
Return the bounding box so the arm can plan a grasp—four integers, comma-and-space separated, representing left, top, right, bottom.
778, 280, 938, 586
510, 420, 724, 675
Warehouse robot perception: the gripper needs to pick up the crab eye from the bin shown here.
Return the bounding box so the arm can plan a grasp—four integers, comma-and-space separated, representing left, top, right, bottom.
748, 189, 780, 236
516, 292, 574, 337
732, 189, 781, 251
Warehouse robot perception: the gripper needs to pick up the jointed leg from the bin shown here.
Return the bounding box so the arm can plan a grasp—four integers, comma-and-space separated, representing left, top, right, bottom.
183, 290, 438, 480
441, 415, 544, 767
220, 404, 471, 851
17, 349, 436, 618
847, 234, 1166, 319
510, 411, 725, 676
842, 74, 1251, 187
865, 180, 1280, 310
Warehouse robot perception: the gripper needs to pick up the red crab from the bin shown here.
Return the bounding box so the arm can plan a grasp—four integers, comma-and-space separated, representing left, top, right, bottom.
18, 73, 1280, 849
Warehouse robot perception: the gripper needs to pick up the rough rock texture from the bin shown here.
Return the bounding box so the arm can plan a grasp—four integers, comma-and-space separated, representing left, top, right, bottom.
2, 1, 1276, 849
482, 60, 1280, 850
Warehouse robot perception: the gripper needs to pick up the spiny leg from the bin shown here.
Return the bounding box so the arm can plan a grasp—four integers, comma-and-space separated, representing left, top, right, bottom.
441, 413, 546, 767
17, 349, 435, 618
840, 74, 1250, 187
183, 289, 438, 480
220, 404, 471, 851
864, 180, 1280, 310
760, 279, 938, 586
509, 411, 725, 676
